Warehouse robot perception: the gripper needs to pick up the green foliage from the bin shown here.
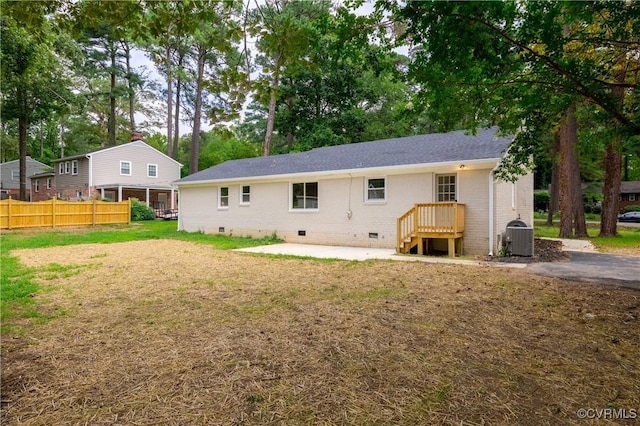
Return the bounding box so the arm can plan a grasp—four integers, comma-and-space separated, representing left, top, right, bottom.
534, 192, 550, 211
178, 129, 258, 174
623, 205, 640, 213
130, 198, 156, 221
384, 0, 639, 176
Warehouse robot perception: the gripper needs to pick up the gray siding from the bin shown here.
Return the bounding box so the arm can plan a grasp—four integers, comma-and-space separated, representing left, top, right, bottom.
54, 157, 90, 190
90, 141, 180, 187
0, 158, 50, 190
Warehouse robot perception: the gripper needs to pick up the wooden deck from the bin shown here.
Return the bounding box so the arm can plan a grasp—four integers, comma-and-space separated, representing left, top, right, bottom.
397, 203, 465, 256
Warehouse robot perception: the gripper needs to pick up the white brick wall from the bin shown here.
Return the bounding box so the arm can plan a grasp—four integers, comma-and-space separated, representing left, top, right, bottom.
178, 166, 533, 256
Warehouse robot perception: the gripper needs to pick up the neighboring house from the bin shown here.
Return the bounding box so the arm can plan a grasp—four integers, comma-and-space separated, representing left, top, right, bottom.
175, 128, 533, 256
619, 181, 640, 211
0, 157, 51, 200
29, 170, 56, 201
32, 134, 182, 209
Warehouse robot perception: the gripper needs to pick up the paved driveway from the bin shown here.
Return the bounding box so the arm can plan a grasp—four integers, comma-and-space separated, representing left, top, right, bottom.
528, 252, 640, 289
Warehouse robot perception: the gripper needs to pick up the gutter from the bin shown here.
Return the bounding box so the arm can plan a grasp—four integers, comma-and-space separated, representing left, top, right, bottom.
174, 158, 503, 187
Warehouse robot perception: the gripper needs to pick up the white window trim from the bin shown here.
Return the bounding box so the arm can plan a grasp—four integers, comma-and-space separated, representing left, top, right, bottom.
46, 178, 52, 189
11, 170, 19, 181
147, 163, 158, 178
435, 173, 458, 202
58, 163, 64, 174
630, 194, 637, 202
120, 161, 132, 176
34, 180, 40, 192
218, 186, 229, 210
72, 159, 78, 175
364, 177, 387, 203
65, 161, 70, 174
289, 181, 319, 212
240, 185, 250, 206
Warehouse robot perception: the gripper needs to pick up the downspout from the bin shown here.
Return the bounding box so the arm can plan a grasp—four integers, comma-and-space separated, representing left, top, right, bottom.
87, 154, 93, 196
488, 161, 500, 256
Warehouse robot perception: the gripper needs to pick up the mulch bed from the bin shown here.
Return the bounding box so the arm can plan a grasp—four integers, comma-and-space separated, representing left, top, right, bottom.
487, 238, 569, 264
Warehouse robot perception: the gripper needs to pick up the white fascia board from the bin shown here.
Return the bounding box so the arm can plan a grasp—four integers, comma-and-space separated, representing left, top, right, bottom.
175, 158, 502, 188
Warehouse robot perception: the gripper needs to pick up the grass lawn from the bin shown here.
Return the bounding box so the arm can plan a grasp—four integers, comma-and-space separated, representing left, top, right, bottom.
534, 221, 640, 255
1, 222, 639, 425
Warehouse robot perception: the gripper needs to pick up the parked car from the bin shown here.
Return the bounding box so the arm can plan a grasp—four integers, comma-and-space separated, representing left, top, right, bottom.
617, 211, 640, 223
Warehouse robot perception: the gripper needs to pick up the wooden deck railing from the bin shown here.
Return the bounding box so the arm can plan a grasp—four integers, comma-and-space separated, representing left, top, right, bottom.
0, 198, 131, 230
397, 203, 465, 254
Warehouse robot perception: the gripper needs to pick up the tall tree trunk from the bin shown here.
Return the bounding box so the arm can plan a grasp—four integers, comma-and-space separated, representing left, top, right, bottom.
123, 40, 136, 132
109, 44, 117, 146
558, 103, 586, 238
263, 57, 281, 157
189, 48, 205, 175
547, 133, 560, 226
600, 66, 626, 237
172, 52, 184, 160
18, 115, 28, 201
166, 45, 174, 158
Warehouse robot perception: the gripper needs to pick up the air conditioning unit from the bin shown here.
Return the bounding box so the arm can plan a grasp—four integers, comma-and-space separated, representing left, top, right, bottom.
505, 220, 534, 256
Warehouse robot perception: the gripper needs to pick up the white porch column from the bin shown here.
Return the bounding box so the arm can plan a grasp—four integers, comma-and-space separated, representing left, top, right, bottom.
118, 185, 123, 202
145, 187, 150, 207
100, 188, 105, 199
171, 188, 175, 209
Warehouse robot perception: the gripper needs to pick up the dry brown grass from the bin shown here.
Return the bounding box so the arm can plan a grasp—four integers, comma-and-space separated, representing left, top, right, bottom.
2, 239, 639, 425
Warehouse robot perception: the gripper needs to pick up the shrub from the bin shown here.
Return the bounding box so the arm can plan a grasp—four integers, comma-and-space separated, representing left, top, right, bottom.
624, 205, 640, 213
130, 198, 155, 221
534, 191, 549, 211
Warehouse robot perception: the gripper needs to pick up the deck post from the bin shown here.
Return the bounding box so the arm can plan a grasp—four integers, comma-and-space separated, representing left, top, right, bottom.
448, 238, 455, 257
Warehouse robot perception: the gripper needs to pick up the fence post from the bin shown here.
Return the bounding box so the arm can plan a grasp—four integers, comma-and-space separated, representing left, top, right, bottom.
8, 197, 13, 230
52, 197, 56, 228
92, 199, 97, 226
127, 198, 131, 224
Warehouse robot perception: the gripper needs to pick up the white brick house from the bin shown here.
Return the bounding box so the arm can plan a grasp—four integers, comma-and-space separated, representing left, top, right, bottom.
175, 128, 533, 256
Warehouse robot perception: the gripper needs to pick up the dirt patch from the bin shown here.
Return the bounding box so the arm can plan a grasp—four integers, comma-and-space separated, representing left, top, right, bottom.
2, 240, 639, 425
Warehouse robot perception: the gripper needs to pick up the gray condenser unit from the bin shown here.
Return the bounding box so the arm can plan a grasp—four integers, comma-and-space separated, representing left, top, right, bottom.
505, 219, 534, 256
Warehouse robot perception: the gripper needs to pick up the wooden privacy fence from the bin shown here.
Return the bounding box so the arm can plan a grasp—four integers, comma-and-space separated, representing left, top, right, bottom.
0, 198, 131, 230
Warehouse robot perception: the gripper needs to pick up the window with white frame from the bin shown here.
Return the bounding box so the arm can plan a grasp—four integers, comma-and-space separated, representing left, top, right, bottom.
65, 161, 70, 174
120, 161, 131, 176
147, 164, 157, 178
241, 185, 250, 204
630, 194, 637, 202
11, 170, 18, 181
46, 178, 52, 189
437, 174, 457, 202
219, 187, 229, 208
34, 179, 40, 192
72, 160, 78, 175
58, 163, 64, 174
292, 182, 318, 209
365, 178, 386, 202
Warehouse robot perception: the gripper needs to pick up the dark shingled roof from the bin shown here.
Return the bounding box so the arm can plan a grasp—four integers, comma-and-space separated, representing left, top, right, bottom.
177, 127, 512, 183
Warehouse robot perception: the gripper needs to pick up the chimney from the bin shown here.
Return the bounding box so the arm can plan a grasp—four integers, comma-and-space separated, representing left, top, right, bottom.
131, 131, 144, 142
